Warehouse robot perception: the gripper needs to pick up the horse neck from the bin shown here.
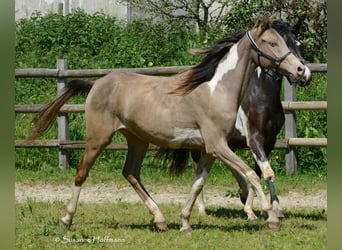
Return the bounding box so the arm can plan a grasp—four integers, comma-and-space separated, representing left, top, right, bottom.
241, 69, 284, 112
256, 69, 283, 101
212, 37, 257, 105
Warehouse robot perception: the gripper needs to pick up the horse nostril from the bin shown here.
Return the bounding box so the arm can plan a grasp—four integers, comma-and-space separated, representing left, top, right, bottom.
298, 66, 303, 72
297, 65, 305, 75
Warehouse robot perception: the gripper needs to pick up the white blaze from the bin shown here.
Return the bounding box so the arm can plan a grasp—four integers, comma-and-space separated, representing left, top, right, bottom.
208, 44, 239, 94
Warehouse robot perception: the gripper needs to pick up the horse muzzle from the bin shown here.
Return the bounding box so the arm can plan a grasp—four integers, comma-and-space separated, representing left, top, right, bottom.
287, 64, 312, 86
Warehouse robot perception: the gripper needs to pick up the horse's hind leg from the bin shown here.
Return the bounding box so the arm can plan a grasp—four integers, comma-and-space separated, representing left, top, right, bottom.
190, 150, 208, 216
121, 131, 167, 231
192, 149, 251, 219
181, 153, 215, 232
229, 168, 258, 221
60, 138, 111, 226
60, 112, 116, 227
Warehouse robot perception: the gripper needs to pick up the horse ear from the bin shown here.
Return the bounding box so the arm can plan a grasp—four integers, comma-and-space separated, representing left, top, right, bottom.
254, 13, 275, 31
269, 14, 276, 23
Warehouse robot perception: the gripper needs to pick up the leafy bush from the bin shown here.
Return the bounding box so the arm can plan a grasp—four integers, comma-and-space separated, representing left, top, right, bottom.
15, 9, 200, 69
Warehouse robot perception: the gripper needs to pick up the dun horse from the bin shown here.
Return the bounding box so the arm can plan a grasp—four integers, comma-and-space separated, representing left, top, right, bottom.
31, 15, 308, 232
159, 20, 312, 221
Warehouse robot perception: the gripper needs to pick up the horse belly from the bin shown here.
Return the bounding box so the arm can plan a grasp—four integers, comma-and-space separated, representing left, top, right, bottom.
122, 122, 204, 149
168, 128, 204, 149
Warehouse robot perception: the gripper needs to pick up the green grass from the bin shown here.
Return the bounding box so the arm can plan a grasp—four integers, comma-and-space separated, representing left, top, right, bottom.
16, 201, 327, 249
15, 152, 327, 249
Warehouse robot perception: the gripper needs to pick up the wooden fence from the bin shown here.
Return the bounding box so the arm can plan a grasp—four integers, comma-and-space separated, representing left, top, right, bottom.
15, 59, 327, 174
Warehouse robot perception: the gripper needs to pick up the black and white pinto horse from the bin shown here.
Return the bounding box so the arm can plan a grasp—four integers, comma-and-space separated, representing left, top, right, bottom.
159, 20, 312, 220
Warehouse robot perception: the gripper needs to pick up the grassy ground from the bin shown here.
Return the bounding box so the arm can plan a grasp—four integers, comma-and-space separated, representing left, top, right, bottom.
16, 157, 327, 196
15, 158, 327, 249
16, 201, 326, 250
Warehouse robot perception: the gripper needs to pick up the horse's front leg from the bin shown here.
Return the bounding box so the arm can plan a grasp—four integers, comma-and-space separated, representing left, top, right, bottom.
210, 138, 280, 231
180, 153, 215, 232
248, 131, 284, 218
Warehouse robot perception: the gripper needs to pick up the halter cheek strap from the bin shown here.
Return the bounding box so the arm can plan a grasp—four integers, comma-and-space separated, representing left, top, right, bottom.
246, 31, 292, 80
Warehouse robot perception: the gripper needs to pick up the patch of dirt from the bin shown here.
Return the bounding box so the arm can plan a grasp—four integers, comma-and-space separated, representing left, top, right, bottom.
15, 182, 327, 210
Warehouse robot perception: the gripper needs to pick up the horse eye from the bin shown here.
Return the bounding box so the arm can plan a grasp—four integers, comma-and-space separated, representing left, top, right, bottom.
269, 41, 277, 47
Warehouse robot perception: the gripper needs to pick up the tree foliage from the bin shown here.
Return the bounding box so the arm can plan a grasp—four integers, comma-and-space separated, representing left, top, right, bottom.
122, 0, 327, 62
123, 0, 233, 36
221, 0, 327, 62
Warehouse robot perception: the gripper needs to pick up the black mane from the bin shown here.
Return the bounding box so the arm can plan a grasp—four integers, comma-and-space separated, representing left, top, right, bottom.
170, 30, 246, 95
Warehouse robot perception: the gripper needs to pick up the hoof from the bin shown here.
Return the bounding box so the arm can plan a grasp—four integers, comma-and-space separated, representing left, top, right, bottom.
247, 215, 258, 221
198, 210, 208, 217
60, 218, 72, 228
267, 221, 281, 231
275, 208, 285, 218
155, 221, 168, 231
180, 226, 192, 235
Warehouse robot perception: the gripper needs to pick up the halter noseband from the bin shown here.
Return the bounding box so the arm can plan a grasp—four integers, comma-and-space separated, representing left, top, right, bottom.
246, 30, 292, 80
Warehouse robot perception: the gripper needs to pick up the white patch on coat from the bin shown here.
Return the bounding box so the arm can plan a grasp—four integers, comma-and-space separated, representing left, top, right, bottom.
256, 67, 262, 78
235, 106, 249, 137
208, 44, 239, 94
169, 128, 202, 147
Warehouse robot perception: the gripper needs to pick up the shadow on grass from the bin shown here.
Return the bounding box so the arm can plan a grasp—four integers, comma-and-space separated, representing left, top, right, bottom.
72, 206, 326, 233
284, 209, 327, 221
126, 221, 265, 233
206, 206, 327, 221
205, 207, 254, 219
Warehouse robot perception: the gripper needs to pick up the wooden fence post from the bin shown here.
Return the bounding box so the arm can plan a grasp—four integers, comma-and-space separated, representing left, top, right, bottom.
284, 78, 297, 175
57, 59, 69, 169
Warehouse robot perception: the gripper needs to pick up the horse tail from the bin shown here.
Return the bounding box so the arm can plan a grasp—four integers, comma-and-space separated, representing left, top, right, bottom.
29, 79, 94, 139
155, 148, 191, 176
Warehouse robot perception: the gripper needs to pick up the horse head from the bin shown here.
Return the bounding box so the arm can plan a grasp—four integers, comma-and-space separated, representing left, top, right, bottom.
271, 20, 312, 86
247, 14, 309, 84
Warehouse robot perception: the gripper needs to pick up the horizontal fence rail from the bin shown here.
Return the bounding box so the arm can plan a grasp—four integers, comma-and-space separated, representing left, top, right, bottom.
15, 60, 327, 174
15, 138, 327, 149
14, 101, 328, 113
15, 63, 326, 78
